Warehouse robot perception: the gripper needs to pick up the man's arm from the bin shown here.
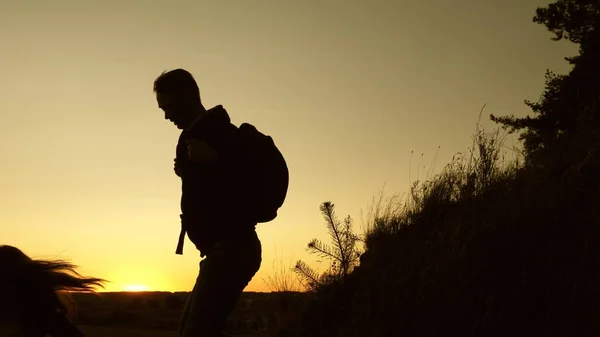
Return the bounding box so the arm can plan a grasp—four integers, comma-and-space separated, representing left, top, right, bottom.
185, 138, 219, 164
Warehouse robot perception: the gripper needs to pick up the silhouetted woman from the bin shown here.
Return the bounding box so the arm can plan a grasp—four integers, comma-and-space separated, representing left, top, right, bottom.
0, 245, 105, 337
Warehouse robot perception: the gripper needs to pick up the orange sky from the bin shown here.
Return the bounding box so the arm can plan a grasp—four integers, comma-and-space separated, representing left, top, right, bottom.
0, 0, 578, 292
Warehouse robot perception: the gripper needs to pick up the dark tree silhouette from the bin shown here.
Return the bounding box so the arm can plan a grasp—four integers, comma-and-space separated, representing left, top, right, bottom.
491, 0, 600, 167
533, 0, 600, 44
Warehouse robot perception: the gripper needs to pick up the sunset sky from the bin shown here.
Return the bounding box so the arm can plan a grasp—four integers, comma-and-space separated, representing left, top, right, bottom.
0, 0, 578, 292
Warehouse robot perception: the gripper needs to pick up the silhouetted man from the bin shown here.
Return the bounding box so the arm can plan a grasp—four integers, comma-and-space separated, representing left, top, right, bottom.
153, 69, 263, 337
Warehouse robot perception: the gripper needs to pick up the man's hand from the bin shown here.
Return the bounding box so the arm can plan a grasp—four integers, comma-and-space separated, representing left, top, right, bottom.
174, 158, 182, 177
186, 138, 218, 164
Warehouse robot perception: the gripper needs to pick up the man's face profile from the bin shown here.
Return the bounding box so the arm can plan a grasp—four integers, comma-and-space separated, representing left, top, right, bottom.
157, 92, 184, 129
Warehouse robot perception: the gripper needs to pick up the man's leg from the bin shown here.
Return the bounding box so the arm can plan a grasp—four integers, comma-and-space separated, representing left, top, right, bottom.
181, 232, 261, 337
178, 268, 201, 337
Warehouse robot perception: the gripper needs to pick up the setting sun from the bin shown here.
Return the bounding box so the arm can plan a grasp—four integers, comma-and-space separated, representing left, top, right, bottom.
123, 284, 150, 292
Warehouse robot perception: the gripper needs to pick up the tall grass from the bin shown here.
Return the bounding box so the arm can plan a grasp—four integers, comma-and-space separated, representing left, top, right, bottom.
262, 250, 304, 293
276, 114, 600, 336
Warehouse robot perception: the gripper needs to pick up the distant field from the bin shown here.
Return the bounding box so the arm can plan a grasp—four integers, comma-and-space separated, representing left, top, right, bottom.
0, 291, 308, 336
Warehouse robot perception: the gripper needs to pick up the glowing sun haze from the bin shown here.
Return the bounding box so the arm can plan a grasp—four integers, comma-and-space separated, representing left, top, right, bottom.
123, 284, 150, 292
0, 0, 578, 292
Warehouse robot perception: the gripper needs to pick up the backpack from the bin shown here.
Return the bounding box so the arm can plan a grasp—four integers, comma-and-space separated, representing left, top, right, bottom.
235, 123, 289, 223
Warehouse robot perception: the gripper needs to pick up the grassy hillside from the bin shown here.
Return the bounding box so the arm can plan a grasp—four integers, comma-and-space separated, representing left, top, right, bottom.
273, 2, 600, 335
275, 124, 600, 336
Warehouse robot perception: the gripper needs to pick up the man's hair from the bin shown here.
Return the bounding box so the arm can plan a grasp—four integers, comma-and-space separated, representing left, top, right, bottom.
153, 68, 201, 102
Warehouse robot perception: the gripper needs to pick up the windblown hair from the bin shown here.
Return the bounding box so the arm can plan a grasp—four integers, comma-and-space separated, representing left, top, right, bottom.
0, 245, 106, 336
153, 68, 201, 102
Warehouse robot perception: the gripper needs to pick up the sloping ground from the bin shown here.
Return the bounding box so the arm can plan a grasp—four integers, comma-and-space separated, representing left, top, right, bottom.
278, 157, 600, 336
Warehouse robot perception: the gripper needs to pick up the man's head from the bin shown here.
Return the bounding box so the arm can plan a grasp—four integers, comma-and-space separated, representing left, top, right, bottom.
153, 69, 205, 130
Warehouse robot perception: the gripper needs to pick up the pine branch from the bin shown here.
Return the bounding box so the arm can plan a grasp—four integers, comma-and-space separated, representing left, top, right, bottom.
307, 239, 340, 263
320, 202, 349, 275
294, 260, 322, 290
